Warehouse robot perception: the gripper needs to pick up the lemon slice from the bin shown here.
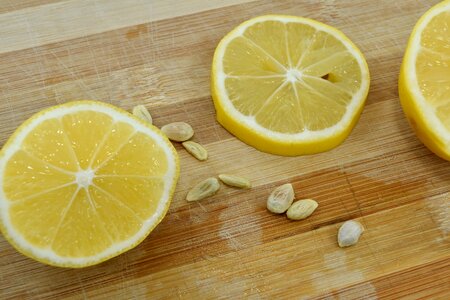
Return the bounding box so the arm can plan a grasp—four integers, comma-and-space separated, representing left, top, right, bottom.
0, 101, 179, 267
211, 15, 370, 156
399, 0, 450, 160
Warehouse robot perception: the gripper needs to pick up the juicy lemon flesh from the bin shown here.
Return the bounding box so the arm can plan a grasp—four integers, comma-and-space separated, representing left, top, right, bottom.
399, 1, 450, 160
2, 106, 173, 262
221, 20, 363, 134
416, 10, 450, 130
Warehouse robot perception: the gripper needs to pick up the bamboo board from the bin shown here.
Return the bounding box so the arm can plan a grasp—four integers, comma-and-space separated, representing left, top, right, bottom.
0, 0, 449, 299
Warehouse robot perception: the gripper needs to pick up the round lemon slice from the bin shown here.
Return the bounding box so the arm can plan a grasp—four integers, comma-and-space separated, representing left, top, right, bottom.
399, 0, 450, 160
211, 15, 370, 156
0, 101, 179, 267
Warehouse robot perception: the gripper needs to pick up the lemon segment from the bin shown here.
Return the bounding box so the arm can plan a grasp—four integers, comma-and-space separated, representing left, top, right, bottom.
399, 0, 450, 160
0, 101, 179, 267
212, 15, 370, 156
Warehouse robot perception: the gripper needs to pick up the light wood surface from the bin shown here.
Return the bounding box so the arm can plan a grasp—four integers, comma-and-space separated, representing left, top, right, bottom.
1, 0, 449, 299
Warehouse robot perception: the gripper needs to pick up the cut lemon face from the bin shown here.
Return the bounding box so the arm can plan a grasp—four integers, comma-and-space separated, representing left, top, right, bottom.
0, 101, 179, 268
211, 15, 370, 156
399, 0, 450, 160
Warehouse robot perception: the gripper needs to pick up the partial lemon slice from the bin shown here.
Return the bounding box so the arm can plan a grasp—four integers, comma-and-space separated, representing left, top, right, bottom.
0, 101, 179, 267
399, 0, 450, 160
211, 15, 370, 156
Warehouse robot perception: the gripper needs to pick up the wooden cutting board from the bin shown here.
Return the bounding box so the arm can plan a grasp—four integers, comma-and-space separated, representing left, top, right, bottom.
1, 0, 449, 299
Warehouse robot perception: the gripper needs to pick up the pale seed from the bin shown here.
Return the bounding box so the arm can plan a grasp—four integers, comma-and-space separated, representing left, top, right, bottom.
338, 220, 364, 247
186, 177, 220, 201
161, 122, 194, 142
218, 174, 251, 189
182, 141, 208, 161
286, 199, 318, 220
132, 105, 153, 124
267, 183, 295, 214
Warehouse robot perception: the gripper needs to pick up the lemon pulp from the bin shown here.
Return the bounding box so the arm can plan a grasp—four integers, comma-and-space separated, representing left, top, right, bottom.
212, 15, 370, 155
0, 101, 179, 267
399, 0, 450, 160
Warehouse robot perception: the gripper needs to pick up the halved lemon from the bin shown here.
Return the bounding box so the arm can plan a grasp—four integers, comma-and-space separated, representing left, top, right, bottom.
399, 0, 450, 160
211, 15, 370, 156
0, 101, 179, 267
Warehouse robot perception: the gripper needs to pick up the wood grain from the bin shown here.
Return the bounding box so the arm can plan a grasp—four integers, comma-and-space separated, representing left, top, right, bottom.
0, 0, 449, 299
